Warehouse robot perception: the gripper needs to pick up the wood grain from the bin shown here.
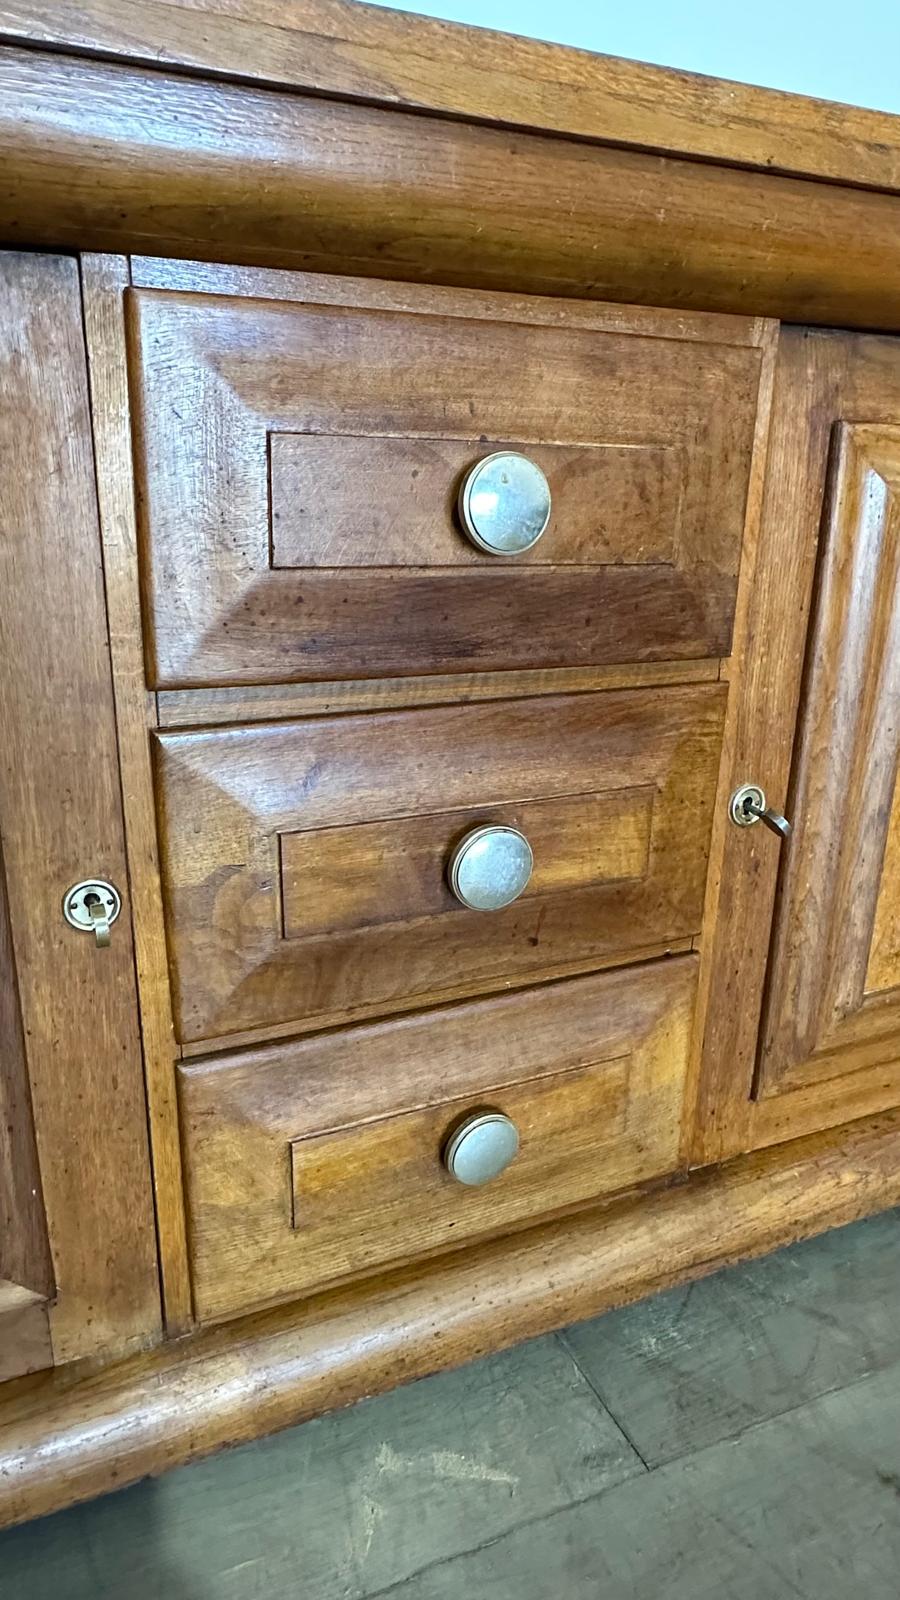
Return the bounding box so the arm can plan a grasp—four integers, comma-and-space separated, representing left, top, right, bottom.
690, 331, 832, 1162
154, 685, 725, 1044
156, 659, 723, 729
0, 1283, 51, 1384
0, 837, 52, 1302
269, 434, 682, 570
0, 252, 160, 1362
178, 959, 693, 1322
126, 280, 758, 685
1, 1102, 899, 1529
757, 423, 900, 1099
680, 319, 781, 1167
280, 787, 652, 941
131, 256, 771, 347
2, 52, 900, 328
80, 255, 193, 1336
3, 0, 900, 193
867, 781, 900, 995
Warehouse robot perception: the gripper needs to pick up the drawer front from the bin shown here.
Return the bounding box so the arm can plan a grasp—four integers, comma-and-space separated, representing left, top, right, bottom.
178, 956, 696, 1323
127, 286, 763, 686
154, 684, 725, 1045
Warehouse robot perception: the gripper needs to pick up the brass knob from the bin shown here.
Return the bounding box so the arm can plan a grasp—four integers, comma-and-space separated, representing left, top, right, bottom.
444, 1112, 520, 1186
447, 825, 533, 911
458, 452, 551, 555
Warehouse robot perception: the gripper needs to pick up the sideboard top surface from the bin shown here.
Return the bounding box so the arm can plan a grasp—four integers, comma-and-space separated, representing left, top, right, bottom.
3, 0, 900, 192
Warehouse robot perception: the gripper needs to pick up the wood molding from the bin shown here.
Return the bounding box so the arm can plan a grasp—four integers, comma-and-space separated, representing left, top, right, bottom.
2, 0, 900, 193
1, 1104, 899, 1529
2, 51, 900, 327
80, 255, 193, 1336
681, 315, 779, 1163
689, 328, 835, 1162
156, 661, 723, 730
130, 254, 772, 347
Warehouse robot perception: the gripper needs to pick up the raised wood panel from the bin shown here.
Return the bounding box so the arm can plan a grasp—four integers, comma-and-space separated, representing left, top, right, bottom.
127, 282, 759, 687
0, 251, 160, 1361
280, 787, 652, 942
290, 1058, 631, 1241
269, 434, 683, 569
178, 957, 695, 1323
756, 424, 900, 1098
154, 685, 725, 1046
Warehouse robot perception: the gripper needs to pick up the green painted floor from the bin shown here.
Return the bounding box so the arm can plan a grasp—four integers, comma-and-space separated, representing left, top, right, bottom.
2, 1209, 899, 1598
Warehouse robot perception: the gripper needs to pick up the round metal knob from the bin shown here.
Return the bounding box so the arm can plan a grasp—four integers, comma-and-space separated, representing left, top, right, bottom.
444, 1112, 520, 1186
458, 452, 551, 555
447, 825, 533, 911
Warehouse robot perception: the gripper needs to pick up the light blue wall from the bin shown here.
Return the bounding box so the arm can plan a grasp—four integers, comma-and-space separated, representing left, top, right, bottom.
369, 1, 900, 113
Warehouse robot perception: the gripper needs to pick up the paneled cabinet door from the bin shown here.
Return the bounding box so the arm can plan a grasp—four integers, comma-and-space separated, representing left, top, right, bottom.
694, 328, 900, 1161
757, 420, 900, 1100
0, 252, 161, 1372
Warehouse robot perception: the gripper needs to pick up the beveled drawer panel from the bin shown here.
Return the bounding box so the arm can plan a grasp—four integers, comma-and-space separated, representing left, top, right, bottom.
127, 284, 763, 686
269, 434, 682, 568
178, 957, 696, 1323
153, 684, 725, 1046
280, 786, 653, 941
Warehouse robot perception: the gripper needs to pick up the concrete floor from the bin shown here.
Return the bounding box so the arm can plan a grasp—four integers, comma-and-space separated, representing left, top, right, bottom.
2, 1208, 899, 1599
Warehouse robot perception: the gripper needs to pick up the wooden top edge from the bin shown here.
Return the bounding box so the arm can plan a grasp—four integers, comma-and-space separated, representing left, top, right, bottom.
2, 0, 900, 194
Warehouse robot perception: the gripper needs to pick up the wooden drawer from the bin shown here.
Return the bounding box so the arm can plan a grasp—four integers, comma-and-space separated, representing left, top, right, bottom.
126, 282, 763, 686
154, 684, 725, 1046
178, 956, 696, 1323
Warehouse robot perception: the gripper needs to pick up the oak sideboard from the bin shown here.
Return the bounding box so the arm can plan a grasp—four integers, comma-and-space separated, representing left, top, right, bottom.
2, 0, 900, 1527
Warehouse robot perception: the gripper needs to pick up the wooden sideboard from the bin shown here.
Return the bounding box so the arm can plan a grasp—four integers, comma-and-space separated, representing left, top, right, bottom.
2, 0, 900, 1529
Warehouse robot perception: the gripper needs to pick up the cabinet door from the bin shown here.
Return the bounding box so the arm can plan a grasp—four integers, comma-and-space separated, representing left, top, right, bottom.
0, 253, 161, 1368
757, 421, 900, 1099
694, 328, 900, 1161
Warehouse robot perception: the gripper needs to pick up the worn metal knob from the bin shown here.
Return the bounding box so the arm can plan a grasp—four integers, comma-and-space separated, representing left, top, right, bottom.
458, 452, 551, 555
444, 1112, 520, 1186
447, 825, 533, 911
